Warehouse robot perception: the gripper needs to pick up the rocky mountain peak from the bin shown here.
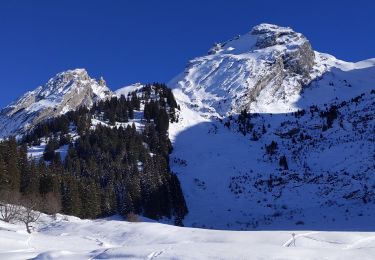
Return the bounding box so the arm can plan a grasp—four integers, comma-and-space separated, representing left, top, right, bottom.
250, 23, 298, 47
46, 68, 90, 87
171, 23, 320, 116
0, 69, 112, 138
37, 68, 109, 100
251, 23, 292, 34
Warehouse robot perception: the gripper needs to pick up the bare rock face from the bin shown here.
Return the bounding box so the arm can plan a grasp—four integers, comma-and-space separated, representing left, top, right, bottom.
0, 69, 112, 138
284, 41, 315, 77
252, 23, 315, 76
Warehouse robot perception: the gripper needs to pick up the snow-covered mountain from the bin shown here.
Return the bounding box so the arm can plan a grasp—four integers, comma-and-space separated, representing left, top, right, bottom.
170, 23, 375, 116
168, 23, 375, 230
0, 68, 112, 138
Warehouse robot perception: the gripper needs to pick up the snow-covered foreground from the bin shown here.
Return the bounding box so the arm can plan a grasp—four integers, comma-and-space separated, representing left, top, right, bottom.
1, 214, 375, 260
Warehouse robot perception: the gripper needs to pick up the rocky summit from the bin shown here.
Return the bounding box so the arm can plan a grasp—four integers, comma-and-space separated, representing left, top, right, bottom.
0, 69, 112, 138
170, 23, 333, 116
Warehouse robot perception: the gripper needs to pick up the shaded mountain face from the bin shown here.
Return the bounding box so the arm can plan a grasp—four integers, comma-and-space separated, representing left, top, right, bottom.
0, 69, 112, 138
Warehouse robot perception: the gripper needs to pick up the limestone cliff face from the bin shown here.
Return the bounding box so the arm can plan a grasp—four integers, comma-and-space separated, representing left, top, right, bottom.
0, 69, 112, 138
251, 23, 315, 77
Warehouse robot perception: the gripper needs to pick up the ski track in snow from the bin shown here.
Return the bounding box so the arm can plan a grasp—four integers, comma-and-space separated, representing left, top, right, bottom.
282, 232, 320, 247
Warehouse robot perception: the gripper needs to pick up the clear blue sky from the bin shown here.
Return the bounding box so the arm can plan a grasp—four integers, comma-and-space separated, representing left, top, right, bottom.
0, 0, 374, 107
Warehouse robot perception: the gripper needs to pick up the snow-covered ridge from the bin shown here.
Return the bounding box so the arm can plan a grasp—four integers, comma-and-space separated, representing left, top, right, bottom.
115, 83, 144, 97
0, 69, 112, 138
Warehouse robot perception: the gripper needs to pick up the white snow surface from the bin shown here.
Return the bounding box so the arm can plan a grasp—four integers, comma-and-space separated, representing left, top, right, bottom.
115, 83, 144, 98
1, 213, 375, 260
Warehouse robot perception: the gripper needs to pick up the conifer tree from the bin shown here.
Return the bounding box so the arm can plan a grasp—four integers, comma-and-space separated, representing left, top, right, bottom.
5, 137, 20, 191
0, 152, 6, 191
79, 180, 101, 218
61, 177, 81, 216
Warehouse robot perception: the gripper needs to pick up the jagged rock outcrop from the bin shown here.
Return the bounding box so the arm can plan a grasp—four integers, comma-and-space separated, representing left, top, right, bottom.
0, 69, 112, 138
251, 24, 315, 76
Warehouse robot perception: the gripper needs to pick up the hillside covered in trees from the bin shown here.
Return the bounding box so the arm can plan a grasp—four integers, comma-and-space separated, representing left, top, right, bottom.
0, 84, 187, 225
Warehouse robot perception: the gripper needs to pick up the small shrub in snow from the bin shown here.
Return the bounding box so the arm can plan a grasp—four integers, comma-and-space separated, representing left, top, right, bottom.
126, 212, 139, 222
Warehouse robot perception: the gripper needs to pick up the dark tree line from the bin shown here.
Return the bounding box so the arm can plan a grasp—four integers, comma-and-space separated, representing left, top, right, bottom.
1, 87, 187, 225
93, 94, 140, 125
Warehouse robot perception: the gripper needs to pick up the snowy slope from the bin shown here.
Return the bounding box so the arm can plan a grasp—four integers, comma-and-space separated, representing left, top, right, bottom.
0, 69, 112, 138
2, 214, 375, 259
115, 83, 144, 98
169, 24, 375, 230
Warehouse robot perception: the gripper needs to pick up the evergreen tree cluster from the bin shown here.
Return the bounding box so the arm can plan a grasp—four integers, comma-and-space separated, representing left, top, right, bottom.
22, 107, 90, 145
93, 94, 140, 125
320, 105, 338, 130
236, 109, 254, 136
144, 101, 170, 135
1, 87, 188, 225
141, 83, 179, 123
